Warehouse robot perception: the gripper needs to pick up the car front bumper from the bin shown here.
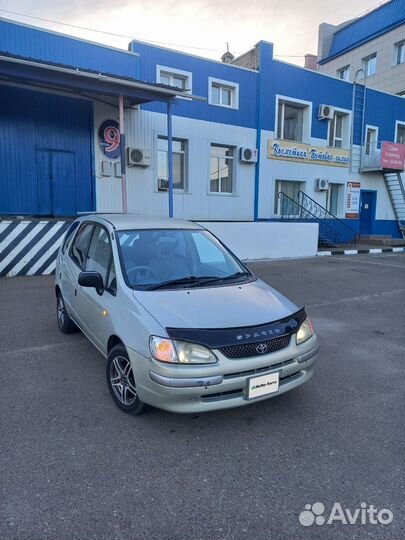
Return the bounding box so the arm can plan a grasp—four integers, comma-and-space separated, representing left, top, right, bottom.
127, 335, 319, 413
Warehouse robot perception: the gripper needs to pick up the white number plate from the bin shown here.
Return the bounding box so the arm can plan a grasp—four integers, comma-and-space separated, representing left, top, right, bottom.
247, 372, 280, 399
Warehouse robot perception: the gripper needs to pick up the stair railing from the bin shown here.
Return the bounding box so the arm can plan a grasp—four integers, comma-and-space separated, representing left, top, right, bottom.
297, 191, 359, 246
277, 192, 350, 246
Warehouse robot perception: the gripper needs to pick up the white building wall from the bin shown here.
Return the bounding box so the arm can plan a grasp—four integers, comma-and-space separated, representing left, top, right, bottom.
319, 25, 405, 95
94, 103, 257, 220
257, 129, 397, 221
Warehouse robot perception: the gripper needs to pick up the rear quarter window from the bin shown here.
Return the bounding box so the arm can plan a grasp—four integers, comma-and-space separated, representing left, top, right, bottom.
61, 222, 80, 254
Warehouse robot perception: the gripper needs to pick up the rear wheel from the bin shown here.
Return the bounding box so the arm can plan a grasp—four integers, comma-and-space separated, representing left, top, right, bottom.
56, 292, 77, 334
106, 344, 145, 415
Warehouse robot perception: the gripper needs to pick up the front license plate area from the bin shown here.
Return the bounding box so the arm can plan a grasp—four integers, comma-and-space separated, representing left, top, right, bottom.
247, 371, 280, 400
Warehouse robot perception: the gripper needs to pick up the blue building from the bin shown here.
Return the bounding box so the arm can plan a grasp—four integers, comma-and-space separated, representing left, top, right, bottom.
0, 17, 404, 247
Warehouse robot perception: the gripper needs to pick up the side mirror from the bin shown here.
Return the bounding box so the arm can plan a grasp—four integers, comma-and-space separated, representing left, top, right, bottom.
78, 272, 104, 295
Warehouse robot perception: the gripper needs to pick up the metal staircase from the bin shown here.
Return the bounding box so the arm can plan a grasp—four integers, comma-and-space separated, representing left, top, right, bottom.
278, 191, 359, 247
383, 172, 405, 238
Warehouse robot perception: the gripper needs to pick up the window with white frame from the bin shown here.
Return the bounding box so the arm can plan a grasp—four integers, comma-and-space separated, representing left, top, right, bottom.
156, 66, 192, 94
363, 53, 377, 76
396, 123, 405, 145
328, 111, 349, 149
337, 65, 350, 81
327, 183, 342, 216
274, 180, 304, 215
277, 100, 308, 142
365, 127, 378, 155
208, 78, 239, 109
395, 41, 405, 65
209, 144, 234, 194
157, 136, 187, 191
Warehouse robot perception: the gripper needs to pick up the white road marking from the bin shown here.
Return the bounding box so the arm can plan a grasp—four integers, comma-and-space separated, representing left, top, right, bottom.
331, 256, 405, 269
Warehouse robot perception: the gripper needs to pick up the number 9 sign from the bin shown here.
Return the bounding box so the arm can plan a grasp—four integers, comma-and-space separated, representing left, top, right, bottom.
98, 119, 121, 159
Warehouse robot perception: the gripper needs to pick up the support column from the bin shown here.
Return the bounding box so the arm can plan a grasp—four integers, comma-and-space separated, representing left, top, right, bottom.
119, 95, 128, 213
167, 100, 174, 218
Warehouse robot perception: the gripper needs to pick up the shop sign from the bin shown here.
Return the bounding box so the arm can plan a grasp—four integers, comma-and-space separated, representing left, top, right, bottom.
268, 140, 350, 167
345, 182, 361, 219
381, 142, 405, 170
98, 119, 121, 159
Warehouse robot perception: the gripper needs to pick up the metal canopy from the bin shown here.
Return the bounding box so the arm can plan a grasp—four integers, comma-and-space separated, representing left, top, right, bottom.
0, 54, 204, 105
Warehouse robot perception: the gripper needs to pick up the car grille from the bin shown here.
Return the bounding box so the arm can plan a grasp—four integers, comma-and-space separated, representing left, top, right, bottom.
219, 334, 291, 359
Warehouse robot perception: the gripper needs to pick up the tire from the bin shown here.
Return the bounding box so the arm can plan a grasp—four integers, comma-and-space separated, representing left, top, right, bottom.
56, 292, 78, 334
106, 344, 145, 415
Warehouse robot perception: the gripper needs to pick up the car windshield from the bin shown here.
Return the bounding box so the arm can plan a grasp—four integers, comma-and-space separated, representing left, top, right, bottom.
116, 228, 252, 290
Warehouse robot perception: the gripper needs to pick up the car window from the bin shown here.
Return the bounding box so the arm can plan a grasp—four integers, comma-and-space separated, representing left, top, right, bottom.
70, 223, 94, 269
62, 221, 79, 254
191, 232, 226, 267
86, 226, 113, 284
116, 229, 247, 289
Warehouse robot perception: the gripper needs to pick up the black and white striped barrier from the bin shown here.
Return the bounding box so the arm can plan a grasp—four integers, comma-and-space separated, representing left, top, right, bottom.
0, 220, 71, 277
317, 247, 405, 256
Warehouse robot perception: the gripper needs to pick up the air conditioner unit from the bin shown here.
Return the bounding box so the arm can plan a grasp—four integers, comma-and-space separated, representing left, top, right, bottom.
315, 178, 329, 191
127, 147, 151, 167
158, 178, 169, 192
318, 104, 335, 120
239, 147, 258, 163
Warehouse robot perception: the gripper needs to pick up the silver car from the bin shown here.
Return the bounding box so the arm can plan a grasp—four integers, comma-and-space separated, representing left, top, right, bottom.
55, 214, 319, 414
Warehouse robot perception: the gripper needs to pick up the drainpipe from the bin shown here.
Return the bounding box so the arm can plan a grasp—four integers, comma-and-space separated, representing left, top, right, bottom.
253, 46, 262, 221
119, 94, 128, 213
167, 100, 174, 218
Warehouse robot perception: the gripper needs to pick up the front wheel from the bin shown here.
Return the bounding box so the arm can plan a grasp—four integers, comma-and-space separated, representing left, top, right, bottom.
106, 344, 145, 415
56, 292, 77, 334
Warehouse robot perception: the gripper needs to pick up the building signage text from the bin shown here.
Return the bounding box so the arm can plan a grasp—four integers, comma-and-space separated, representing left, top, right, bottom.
268, 140, 350, 167
98, 119, 121, 160
345, 182, 361, 219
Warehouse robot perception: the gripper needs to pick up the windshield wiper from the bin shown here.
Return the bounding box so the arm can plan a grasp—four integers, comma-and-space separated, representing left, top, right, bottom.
145, 272, 252, 290
145, 275, 220, 291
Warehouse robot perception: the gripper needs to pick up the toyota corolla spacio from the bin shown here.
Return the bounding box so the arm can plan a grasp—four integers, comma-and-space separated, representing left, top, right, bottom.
55, 214, 319, 415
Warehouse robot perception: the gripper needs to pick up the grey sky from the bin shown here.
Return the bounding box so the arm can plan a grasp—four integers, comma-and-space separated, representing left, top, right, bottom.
0, 0, 385, 64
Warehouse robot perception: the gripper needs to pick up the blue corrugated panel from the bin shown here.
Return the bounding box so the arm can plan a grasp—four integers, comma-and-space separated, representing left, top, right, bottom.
0, 18, 138, 78
131, 40, 258, 128
364, 87, 405, 142
0, 85, 94, 216
322, 0, 405, 62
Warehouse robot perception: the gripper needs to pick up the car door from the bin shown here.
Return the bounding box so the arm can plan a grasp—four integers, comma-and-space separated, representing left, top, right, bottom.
76, 225, 116, 353
64, 222, 95, 325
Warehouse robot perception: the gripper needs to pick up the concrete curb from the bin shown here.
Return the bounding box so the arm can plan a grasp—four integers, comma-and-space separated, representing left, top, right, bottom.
317, 247, 405, 257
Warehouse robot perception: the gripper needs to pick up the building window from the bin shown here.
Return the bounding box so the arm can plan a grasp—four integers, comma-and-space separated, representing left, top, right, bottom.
327, 184, 342, 216
396, 123, 405, 145
337, 65, 350, 81
274, 180, 304, 215
363, 53, 377, 76
208, 78, 239, 109
156, 65, 192, 94
395, 41, 405, 65
157, 137, 187, 191
328, 112, 349, 149
277, 101, 306, 142
365, 127, 378, 155
210, 145, 234, 194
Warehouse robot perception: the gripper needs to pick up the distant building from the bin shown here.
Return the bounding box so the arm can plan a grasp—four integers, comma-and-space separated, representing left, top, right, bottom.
317, 0, 405, 96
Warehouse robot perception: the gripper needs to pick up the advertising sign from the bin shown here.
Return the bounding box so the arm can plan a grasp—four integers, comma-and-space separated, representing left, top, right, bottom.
268, 140, 350, 168
380, 142, 405, 170
98, 119, 121, 159
345, 182, 361, 219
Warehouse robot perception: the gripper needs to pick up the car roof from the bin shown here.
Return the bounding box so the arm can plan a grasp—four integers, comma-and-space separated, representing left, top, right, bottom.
80, 213, 204, 231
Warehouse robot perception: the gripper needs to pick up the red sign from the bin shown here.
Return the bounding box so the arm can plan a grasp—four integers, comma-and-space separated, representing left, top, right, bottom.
381, 142, 405, 170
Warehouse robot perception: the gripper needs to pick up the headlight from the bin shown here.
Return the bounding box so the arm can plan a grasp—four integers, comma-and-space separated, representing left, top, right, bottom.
149, 336, 217, 364
296, 317, 314, 345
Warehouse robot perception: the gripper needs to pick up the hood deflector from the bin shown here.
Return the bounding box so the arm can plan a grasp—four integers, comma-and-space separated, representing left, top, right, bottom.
166, 308, 306, 349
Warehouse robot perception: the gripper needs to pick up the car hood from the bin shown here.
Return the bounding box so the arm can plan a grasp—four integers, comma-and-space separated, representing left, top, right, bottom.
133, 278, 299, 330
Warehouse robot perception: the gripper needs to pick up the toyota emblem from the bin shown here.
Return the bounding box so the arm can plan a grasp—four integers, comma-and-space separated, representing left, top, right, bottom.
255, 343, 268, 355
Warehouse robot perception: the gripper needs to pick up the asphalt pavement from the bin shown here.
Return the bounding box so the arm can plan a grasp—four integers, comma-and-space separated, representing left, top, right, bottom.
1, 253, 404, 540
